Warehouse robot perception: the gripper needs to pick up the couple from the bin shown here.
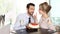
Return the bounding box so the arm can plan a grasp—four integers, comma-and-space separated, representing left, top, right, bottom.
13, 2, 56, 34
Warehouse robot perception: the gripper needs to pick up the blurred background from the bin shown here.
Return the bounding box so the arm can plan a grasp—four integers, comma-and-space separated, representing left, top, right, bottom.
0, 0, 60, 34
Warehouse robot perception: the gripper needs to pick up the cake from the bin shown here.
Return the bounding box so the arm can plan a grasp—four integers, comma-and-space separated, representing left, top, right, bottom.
28, 23, 39, 28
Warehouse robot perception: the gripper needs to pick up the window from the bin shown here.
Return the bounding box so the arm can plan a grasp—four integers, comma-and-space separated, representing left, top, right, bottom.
50, 0, 60, 26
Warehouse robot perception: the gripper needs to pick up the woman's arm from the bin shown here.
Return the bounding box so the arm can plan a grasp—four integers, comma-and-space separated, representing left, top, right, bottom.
48, 18, 56, 31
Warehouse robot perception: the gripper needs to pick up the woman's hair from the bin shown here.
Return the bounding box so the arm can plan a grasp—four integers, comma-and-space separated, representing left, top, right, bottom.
39, 2, 51, 14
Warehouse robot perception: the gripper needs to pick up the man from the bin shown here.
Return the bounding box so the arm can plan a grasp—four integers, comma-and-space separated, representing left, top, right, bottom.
13, 3, 36, 34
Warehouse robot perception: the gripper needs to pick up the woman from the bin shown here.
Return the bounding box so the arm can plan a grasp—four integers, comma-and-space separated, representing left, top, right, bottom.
39, 2, 56, 34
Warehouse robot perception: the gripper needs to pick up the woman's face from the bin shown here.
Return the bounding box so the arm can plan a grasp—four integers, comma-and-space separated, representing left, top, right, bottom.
39, 7, 45, 15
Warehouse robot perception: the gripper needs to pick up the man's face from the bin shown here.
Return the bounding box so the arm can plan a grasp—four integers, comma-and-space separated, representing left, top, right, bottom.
27, 5, 35, 16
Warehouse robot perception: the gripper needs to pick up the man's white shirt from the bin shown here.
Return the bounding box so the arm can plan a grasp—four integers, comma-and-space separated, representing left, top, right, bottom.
13, 13, 34, 30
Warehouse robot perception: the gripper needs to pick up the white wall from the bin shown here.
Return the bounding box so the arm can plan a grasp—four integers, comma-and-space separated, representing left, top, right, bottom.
50, 0, 60, 17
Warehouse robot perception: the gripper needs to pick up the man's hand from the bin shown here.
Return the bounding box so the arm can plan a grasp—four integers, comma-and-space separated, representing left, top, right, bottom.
33, 13, 38, 23
33, 13, 37, 20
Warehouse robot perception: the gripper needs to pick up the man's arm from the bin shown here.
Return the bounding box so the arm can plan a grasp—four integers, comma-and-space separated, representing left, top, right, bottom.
13, 15, 21, 30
